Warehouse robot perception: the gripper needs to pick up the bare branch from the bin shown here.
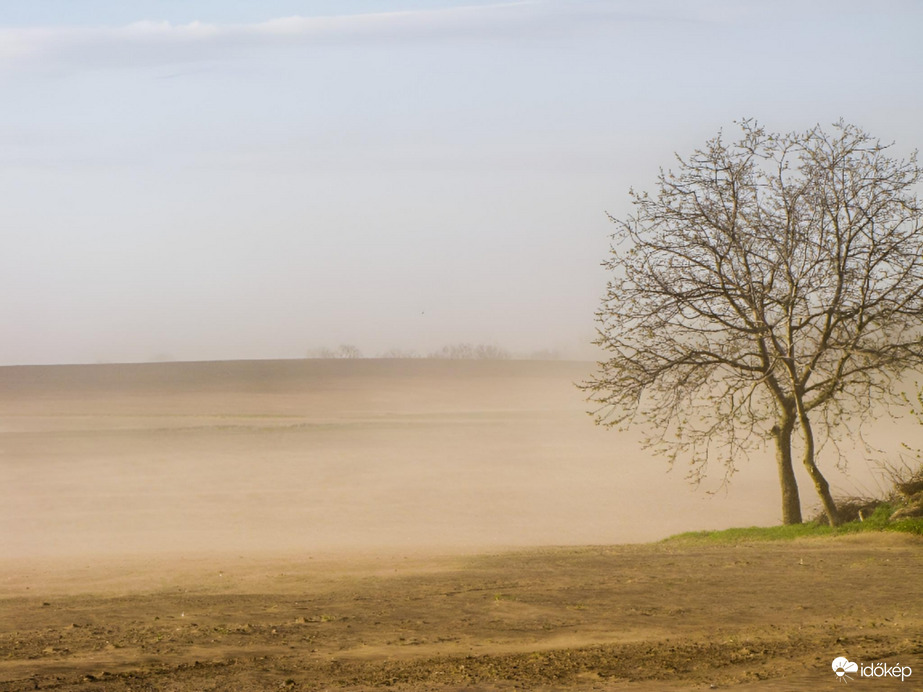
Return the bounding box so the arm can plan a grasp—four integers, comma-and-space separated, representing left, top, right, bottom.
582, 120, 923, 525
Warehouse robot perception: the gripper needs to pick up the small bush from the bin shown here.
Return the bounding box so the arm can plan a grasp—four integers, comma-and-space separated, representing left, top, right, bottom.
810, 497, 884, 524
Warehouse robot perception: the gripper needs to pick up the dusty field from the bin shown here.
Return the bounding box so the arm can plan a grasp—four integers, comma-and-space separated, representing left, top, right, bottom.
0, 359, 802, 559
1, 535, 922, 690
1, 358, 909, 559
2, 359, 921, 689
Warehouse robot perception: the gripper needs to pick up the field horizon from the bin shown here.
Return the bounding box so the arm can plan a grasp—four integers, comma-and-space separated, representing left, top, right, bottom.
3, 356, 916, 561
0, 357, 795, 562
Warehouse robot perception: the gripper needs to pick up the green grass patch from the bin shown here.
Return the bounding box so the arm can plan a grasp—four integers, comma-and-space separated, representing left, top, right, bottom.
664, 503, 923, 544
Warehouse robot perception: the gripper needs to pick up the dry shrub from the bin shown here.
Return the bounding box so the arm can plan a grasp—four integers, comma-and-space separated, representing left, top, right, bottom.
810, 461, 923, 523
879, 461, 923, 503
811, 497, 885, 524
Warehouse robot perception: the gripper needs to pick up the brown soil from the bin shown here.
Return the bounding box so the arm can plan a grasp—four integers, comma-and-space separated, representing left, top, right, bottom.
2, 534, 921, 691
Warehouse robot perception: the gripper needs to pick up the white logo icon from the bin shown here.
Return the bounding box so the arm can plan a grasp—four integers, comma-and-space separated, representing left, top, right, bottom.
833, 657, 859, 682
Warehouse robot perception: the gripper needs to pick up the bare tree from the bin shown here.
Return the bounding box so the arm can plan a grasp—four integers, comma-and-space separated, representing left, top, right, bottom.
335, 344, 363, 359
429, 343, 511, 360
378, 348, 421, 358
582, 120, 923, 526
474, 344, 511, 360
430, 343, 478, 359
306, 345, 363, 359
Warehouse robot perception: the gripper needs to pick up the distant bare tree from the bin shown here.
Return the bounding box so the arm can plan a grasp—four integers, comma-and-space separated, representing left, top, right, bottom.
335, 344, 363, 359
430, 343, 477, 359
582, 120, 923, 526
429, 343, 511, 360
306, 345, 363, 359
474, 344, 511, 360
378, 348, 421, 358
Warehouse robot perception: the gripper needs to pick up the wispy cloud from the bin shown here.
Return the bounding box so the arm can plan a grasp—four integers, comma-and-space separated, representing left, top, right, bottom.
0, 3, 538, 71
0, 0, 881, 74
0, 1, 710, 73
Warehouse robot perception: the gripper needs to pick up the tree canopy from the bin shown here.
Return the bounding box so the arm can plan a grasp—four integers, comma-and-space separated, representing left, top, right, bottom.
583, 120, 923, 525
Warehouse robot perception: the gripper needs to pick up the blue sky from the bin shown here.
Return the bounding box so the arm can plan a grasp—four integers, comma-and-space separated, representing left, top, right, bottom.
2, 1, 922, 364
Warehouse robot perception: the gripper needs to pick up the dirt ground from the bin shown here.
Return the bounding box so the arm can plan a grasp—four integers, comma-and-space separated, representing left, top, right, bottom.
2, 360, 921, 689
1, 534, 921, 690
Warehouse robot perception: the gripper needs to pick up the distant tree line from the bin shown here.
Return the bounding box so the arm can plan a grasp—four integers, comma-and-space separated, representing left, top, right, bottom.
306, 345, 364, 359
306, 344, 563, 360
428, 343, 510, 360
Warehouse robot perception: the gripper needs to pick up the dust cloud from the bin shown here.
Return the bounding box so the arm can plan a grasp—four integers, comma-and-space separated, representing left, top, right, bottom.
0, 359, 913, 560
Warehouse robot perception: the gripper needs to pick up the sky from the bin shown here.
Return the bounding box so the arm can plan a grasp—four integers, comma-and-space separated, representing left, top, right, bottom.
2, 0, 921, 365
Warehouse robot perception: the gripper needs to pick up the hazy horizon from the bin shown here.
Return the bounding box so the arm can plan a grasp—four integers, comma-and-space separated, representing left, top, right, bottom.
3, 0, 922, 366
5, 358, 914, 559
0, 349, 598, 368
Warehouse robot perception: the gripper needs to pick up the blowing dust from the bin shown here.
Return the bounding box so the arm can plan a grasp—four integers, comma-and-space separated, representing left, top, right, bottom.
0, 359, 913, 560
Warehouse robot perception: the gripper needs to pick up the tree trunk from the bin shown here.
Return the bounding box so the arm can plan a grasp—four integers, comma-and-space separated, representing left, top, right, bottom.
796, 410, 840, 526
773, 415, 802, 524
